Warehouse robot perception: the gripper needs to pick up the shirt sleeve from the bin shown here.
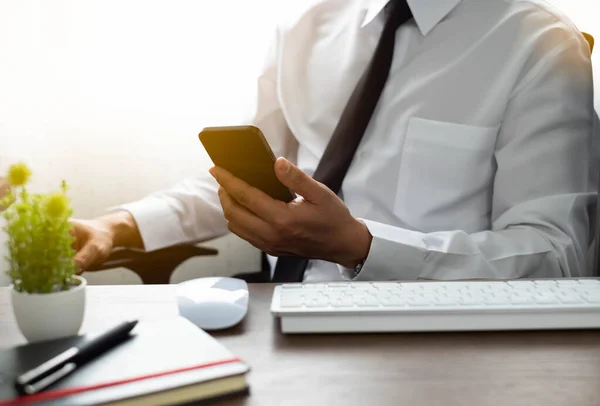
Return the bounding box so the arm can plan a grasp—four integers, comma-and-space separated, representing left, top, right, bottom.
112, 26, 297, 252
355, 29, 597, 281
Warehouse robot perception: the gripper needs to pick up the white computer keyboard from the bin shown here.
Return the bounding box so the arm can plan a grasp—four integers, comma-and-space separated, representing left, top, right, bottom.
270, 279, 600, 333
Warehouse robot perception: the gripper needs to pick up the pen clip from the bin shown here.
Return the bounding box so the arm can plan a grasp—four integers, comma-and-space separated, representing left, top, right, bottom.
16, 347, 79, 386
22, 363, 77, 395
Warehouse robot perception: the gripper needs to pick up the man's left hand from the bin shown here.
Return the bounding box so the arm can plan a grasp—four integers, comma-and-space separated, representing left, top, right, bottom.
0, 177, 10, 211
209, 158, 372, 269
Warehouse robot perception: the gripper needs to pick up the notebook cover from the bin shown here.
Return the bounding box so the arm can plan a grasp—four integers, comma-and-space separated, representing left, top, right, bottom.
0, 317, 250, 405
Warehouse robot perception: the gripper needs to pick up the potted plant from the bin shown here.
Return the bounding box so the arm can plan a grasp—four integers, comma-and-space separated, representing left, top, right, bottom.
1, 162, 86, 342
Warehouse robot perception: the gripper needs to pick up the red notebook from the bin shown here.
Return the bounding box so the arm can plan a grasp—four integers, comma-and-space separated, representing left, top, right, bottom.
0, 317, 250, 405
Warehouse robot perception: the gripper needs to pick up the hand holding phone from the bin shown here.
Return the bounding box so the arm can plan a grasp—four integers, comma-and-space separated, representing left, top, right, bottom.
199, 125, 295, 202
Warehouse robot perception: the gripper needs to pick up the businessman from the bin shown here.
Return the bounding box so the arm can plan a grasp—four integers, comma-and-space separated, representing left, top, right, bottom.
70, 0, 597, 282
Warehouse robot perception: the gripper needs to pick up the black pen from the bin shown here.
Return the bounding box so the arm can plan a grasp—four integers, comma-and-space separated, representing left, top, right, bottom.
15, 320, 138, 395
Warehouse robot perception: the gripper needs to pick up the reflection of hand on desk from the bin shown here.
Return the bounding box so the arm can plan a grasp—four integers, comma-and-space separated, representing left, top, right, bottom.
1, 284, 600, 406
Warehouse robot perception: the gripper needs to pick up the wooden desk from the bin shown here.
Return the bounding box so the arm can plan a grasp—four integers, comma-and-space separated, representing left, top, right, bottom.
1, 284, 600, 406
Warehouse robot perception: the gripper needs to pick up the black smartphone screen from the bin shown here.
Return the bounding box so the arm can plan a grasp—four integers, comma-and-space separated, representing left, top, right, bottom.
199, 125, 295, 202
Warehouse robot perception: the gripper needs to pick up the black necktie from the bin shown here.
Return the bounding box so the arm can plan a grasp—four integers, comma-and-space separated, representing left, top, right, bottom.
272, 0, 413, 283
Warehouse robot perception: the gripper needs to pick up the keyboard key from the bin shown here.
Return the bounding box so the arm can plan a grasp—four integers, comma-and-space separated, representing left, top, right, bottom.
420, 284, 446, 291
478, 282, 509, 289
507, 280, 535, 286
356, 297, 380, 307
374, 283, 401, 290
352, 283, 376, 290
571, 287, 599, 296
534, 294, 559, 305
509, 296, 534, 305
409, 297, 432, 306
433, 297, 455, 306
280, 297, 304, 308
326, 292, 346, 300
306, 298, 329, 308
415, 282, 447, 289
507, 287, 535, 296
559, 295, 584, 304
458, 296, 480, 306
327, 283, 350, 288
331, 297, 354, 307
282, 284, 304, 289
281, 293, 305, 301
557, 287, 581, 296
583, 294, 600, 304
534, 280, 558, 286
398, 294, 417, 302
381, 297, 406, 307
444, 287, 467, 296
484, 296, 508, 305
350, 297, 367, 305
556, 280, 585, 286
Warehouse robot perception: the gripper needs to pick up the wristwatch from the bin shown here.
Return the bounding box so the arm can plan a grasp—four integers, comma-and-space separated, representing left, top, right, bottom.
352, 258, 366, 279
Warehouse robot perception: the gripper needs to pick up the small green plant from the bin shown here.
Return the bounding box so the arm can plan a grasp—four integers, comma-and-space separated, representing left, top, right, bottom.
1, 163, 76, 293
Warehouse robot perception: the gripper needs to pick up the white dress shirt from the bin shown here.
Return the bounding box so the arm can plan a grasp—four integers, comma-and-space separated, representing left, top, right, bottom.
118, 0, 597, 281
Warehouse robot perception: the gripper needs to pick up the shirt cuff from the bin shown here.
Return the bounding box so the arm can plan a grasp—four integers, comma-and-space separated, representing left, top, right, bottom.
352, 219, 428, 281
108, 197, 187, 252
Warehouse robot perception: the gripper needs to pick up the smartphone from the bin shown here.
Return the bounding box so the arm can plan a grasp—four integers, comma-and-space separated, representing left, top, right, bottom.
199, 125, 295, 202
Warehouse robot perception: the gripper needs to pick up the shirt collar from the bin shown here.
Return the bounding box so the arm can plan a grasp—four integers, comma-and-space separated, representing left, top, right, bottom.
361, 0, 462, 36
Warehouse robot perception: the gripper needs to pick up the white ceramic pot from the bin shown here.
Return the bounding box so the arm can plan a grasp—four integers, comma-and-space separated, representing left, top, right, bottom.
10, 275, 86, 342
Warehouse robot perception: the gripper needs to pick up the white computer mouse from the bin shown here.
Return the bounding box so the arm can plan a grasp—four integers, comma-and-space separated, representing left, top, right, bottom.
176, 277, 249, 330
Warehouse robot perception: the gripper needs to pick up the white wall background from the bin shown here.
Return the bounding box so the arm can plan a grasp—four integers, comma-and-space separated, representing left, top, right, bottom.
0, 0, 598, 285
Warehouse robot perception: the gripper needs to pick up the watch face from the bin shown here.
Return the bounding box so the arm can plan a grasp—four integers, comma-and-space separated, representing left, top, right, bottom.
352, 262, 364, 279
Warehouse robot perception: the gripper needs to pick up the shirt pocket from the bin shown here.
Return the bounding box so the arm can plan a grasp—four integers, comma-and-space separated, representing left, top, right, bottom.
394, 116, 499, 232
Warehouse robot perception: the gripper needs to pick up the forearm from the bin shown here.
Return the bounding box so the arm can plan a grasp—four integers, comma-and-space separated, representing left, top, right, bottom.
355, 195, 592, 281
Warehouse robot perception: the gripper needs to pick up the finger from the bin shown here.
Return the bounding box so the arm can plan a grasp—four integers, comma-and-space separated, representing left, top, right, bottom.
226, 220, 270, 252
274, 157, 327, 203
69, 223, 82, 251
71, 231, 79, 251
218, 186, 273, 236
210, 166, 285, 220
73, 243, 104, 273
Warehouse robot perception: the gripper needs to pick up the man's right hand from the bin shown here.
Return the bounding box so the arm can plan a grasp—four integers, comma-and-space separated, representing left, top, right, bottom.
71, 211, 143, 273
